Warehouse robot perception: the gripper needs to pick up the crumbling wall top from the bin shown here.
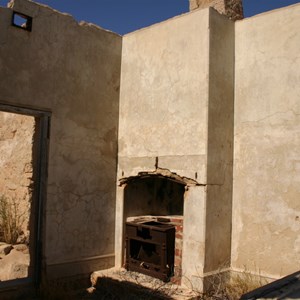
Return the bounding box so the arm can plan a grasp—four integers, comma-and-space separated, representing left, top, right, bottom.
189, 0, 244, 20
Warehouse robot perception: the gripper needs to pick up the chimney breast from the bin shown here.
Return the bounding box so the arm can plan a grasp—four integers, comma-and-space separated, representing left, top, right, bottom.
189, 0, 244, 21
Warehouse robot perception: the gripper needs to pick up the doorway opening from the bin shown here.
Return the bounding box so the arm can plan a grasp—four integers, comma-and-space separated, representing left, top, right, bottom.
0, 104, 50, 289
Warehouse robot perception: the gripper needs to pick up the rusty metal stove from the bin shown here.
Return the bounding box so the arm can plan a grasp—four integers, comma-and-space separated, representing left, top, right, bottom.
125, 220, 175, 282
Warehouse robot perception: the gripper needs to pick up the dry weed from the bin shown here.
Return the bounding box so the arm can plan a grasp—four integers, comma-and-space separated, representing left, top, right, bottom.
201, 269, 267, 300
0, 195, 26, 244
224, 271, 266, 300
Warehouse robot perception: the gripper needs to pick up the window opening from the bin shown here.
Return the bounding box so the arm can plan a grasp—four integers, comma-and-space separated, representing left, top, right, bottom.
12, 12, 32, 31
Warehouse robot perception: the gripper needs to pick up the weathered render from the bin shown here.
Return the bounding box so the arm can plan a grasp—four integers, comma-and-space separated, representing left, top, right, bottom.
117, 8, 234, 288
0, 0, 122, 279
0, 0, 299, 292
117, 9, 211, 289
232, 4, 300, 278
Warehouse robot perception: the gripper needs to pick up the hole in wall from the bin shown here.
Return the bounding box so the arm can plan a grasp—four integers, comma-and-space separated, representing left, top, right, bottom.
12, 12, 32, 31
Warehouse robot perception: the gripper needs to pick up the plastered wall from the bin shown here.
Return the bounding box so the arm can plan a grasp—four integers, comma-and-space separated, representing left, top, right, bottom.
117, 8, 234, 287
118, 9, 210, 183
0, 0, 122, 278
204, 9, 234, 273
117, 10, 211, 286
232, 4, 300, 278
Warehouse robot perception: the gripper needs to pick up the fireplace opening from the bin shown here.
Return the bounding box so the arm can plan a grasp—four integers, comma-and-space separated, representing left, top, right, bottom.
123, 175, 185, 283
124, 175, 185, 218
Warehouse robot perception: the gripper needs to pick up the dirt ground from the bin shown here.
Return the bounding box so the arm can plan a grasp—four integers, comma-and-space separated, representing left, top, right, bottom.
0, 243, 29, 282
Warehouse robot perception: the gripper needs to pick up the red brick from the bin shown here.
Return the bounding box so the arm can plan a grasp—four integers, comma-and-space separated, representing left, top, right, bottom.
176, 225, 183, 232
176, 233, 183, 239
170, 217, 183, 224
175, 257, 182, 266
175, 237, 183, 243
175, 245, 182, 252
171, 277, 181, 285
175, 248, 182, 257
175, 268, 182, 276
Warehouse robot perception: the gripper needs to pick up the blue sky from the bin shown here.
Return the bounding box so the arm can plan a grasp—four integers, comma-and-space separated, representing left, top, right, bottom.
1, 0, 300, 34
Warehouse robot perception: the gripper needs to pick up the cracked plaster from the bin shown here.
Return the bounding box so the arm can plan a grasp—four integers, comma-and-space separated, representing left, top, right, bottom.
0, 0, 121, 278
0, 0, 299, 287
232, 3, 300, 277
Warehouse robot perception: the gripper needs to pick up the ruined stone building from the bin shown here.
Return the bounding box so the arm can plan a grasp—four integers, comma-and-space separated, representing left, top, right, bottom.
0, 0, 299, 293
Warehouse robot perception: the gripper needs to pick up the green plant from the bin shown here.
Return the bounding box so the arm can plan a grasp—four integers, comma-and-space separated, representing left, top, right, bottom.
0, 194, 25, 244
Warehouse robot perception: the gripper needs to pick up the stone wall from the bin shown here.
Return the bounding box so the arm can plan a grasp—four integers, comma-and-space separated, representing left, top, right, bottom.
232, 4, 300, 278
0, 112, 34, 241
189, 0, 243, 20
0, 0, 122, 279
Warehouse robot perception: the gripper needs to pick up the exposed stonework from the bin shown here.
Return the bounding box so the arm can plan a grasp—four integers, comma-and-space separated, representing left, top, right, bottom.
119, 167, 198, 186
225, 0, 244, 20
189, 0, 244, 20
0, 112, 34, 241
